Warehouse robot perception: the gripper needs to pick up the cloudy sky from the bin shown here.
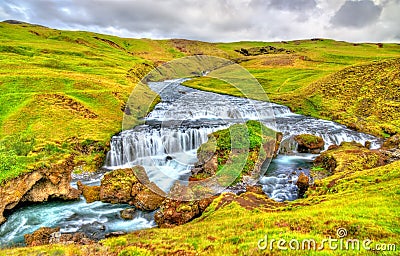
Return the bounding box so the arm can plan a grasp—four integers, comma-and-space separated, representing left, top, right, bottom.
1, 0, 399, 42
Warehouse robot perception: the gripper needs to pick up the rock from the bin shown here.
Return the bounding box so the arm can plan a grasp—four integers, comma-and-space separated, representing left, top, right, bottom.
105, 231, 127, 238
314, 142, 386, 175
120, 208, 136, 220
328, 144, 339, 150
78, 221, 106, 240
100, 168, 138, 204
133, 186, 165, 211
0, 156, 80, 224
294, 134, 325, 154
24, 227, 61, 247
57, 232, 94, 245
382, 135, 400, 150
246, 185, 264, 195
98, 166, 165, 211
296, 172, 309, 198
77, 181, 100, 203
155, 197, 214, 228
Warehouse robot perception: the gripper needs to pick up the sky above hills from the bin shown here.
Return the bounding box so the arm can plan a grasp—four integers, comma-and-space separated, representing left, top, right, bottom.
1, 0, 399, 42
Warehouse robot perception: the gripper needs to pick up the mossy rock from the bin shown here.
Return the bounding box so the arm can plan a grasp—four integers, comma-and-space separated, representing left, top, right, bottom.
100, 168, 138, 204
294, 134, 324, 153
313, 142, 385, 176
77, 181, 100, 203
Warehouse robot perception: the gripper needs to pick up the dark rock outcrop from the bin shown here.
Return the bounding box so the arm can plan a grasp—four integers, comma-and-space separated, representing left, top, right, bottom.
296, 172, 309, 198
294, 134, 325, 154
0, 156, 81, 224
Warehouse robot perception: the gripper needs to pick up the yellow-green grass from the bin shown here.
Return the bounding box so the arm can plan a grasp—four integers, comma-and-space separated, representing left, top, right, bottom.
2, 22, 400, 182
2, 160, 399, 255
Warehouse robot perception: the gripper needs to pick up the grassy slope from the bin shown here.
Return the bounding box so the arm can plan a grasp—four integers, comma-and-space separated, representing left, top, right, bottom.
0, 22, 179, 181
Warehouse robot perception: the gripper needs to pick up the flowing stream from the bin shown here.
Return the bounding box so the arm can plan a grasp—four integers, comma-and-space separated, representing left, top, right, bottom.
0, 79, 381, 247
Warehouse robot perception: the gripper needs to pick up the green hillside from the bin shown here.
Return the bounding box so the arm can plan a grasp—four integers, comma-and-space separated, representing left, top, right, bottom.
1, 22, 399, 183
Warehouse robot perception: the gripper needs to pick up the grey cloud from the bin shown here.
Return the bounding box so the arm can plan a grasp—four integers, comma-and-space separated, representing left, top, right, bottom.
268, 0, 317, 11
331, 0, 382, 28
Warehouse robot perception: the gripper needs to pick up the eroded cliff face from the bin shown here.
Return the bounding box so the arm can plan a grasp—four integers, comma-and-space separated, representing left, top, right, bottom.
0, 156, 81, 224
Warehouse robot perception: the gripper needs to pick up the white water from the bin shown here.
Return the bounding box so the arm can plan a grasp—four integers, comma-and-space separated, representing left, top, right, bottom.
0, 79, 382, 247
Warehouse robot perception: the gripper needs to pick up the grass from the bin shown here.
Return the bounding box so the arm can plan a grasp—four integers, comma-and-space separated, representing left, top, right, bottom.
194, 121, 276, 184
0, 22, 177, 182
0, 22, 399, 255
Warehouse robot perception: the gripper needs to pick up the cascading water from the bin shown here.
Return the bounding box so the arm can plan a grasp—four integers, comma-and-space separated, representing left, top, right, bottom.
0, 79, 382, 247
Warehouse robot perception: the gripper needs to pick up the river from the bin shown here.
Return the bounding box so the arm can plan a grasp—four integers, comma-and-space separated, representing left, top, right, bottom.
0, 79, 381, 247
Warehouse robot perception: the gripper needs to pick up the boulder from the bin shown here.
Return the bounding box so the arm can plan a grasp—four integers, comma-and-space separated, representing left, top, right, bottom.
77, 181, 100, 203
100, 168, 138, 204
296, 172, 309, 198
105, 231, 127, 238
382, 135, 400, 150
24, 227, 60, 247
294, 134, 325, 154
120, 208, 136, 220
98, 166, 165, 211
154, 197, 214, 228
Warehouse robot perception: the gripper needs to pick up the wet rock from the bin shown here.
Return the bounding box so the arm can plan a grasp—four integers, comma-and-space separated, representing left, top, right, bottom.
57, 232, 94, 245
105, 231, 127, 238
296, 172, 309, 198
77, 181, 100, 203
24, 227, 60, 247
294, 134, 325, 154
78, 221, 106, 240
246, 185, 264, 195
133, 185, 165, 211
120, 208, 136, 220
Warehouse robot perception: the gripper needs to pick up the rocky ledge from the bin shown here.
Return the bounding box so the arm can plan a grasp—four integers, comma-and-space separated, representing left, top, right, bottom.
0, 155, 81, 224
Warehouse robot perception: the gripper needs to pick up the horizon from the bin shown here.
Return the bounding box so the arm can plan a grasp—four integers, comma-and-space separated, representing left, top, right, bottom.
2, 19, 399, 45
